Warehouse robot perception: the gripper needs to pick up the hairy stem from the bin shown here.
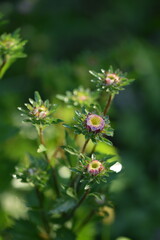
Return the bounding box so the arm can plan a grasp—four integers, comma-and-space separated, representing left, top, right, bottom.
38, 126, 60, 197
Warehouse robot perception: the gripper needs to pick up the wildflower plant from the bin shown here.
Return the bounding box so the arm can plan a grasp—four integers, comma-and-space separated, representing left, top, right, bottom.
10, 63, 134, 239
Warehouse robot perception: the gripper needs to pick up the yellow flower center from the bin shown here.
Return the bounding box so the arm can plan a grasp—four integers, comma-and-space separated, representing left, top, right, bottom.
92, 162, 99, 169
90, 116, 101, 126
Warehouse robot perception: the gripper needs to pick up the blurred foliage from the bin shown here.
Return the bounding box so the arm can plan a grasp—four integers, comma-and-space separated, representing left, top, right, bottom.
0, 0, 160, 240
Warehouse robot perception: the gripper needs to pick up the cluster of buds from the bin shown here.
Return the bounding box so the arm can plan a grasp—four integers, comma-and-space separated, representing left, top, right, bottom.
57, 87, 98, 107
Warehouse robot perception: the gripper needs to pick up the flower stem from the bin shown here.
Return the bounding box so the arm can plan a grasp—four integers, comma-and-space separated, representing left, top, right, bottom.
75, 209, 95, 232
38, 126, 60, 197
90, 144, 97, 156
35, 187, 51, 238
81, 139, 90, 154
103, 94, 113, 115
67, 188, 90, 220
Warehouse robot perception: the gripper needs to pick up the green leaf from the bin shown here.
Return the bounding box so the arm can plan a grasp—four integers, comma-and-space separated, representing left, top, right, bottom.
52, 118, 63, 124
7, 220, 40, 240
34, 91, 41, 103
63, 146, 79, 156
28, 98, 34, 105
101, 137, 113, 146
66, 187, 76, 199
37, 144, 47, 153
70, 168, 82, 174
50, 199, 76, 214
88, 192, 103, 201
89, 70, 101, 79
63, 123, 73, 129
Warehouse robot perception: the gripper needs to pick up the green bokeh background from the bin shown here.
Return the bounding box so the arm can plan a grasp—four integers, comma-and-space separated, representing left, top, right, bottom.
0, 0, 160, 239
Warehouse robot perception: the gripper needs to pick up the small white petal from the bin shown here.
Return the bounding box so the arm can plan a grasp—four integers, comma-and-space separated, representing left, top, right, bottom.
110, 162, 122, 173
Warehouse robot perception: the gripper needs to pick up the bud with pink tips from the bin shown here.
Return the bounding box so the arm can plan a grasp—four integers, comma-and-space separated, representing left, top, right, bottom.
87, 160, 104, 176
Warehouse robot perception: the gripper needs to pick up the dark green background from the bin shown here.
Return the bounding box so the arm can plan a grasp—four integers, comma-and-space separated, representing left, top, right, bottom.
0, 0, 160, 239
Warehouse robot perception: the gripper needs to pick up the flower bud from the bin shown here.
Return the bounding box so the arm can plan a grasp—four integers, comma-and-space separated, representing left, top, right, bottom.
86, 114, 105, 133
87, 160, 104, 176
30, 106, 49, 119
105, 73, 120, 85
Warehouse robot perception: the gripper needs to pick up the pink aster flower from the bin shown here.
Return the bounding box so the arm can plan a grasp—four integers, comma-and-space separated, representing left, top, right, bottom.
105, 73, 120, 85
87, 160, 104, 176
86, 114, 105, 133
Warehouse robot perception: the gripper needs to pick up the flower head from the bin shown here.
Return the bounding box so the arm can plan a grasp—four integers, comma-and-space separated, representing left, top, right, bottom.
72, 90, 89, 103
89, 66, 134, 94
0, 31, 26, 55
30, 105, 49, 119
18, 91, 62, 126
87, 160, 104, 176
105, 73, 120, 85
57, 87, 98, 107
64, 108, 113, 145
86, 114, 105, 133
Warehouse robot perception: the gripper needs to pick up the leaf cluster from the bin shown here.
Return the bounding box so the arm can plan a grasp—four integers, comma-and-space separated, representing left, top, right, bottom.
15, 155, 49, 190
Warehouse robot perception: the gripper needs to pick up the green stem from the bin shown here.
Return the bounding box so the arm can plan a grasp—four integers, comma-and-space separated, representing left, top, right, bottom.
38, 126, 60, 197
67, 134, 90, 218
81, 139, 90, 154
35, 187, 51, 238
0, 57, 7, 79
90, 144, 97, 156
67, 188, 90, 220
103, 94, 113, 115
75, 209, 95, 232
